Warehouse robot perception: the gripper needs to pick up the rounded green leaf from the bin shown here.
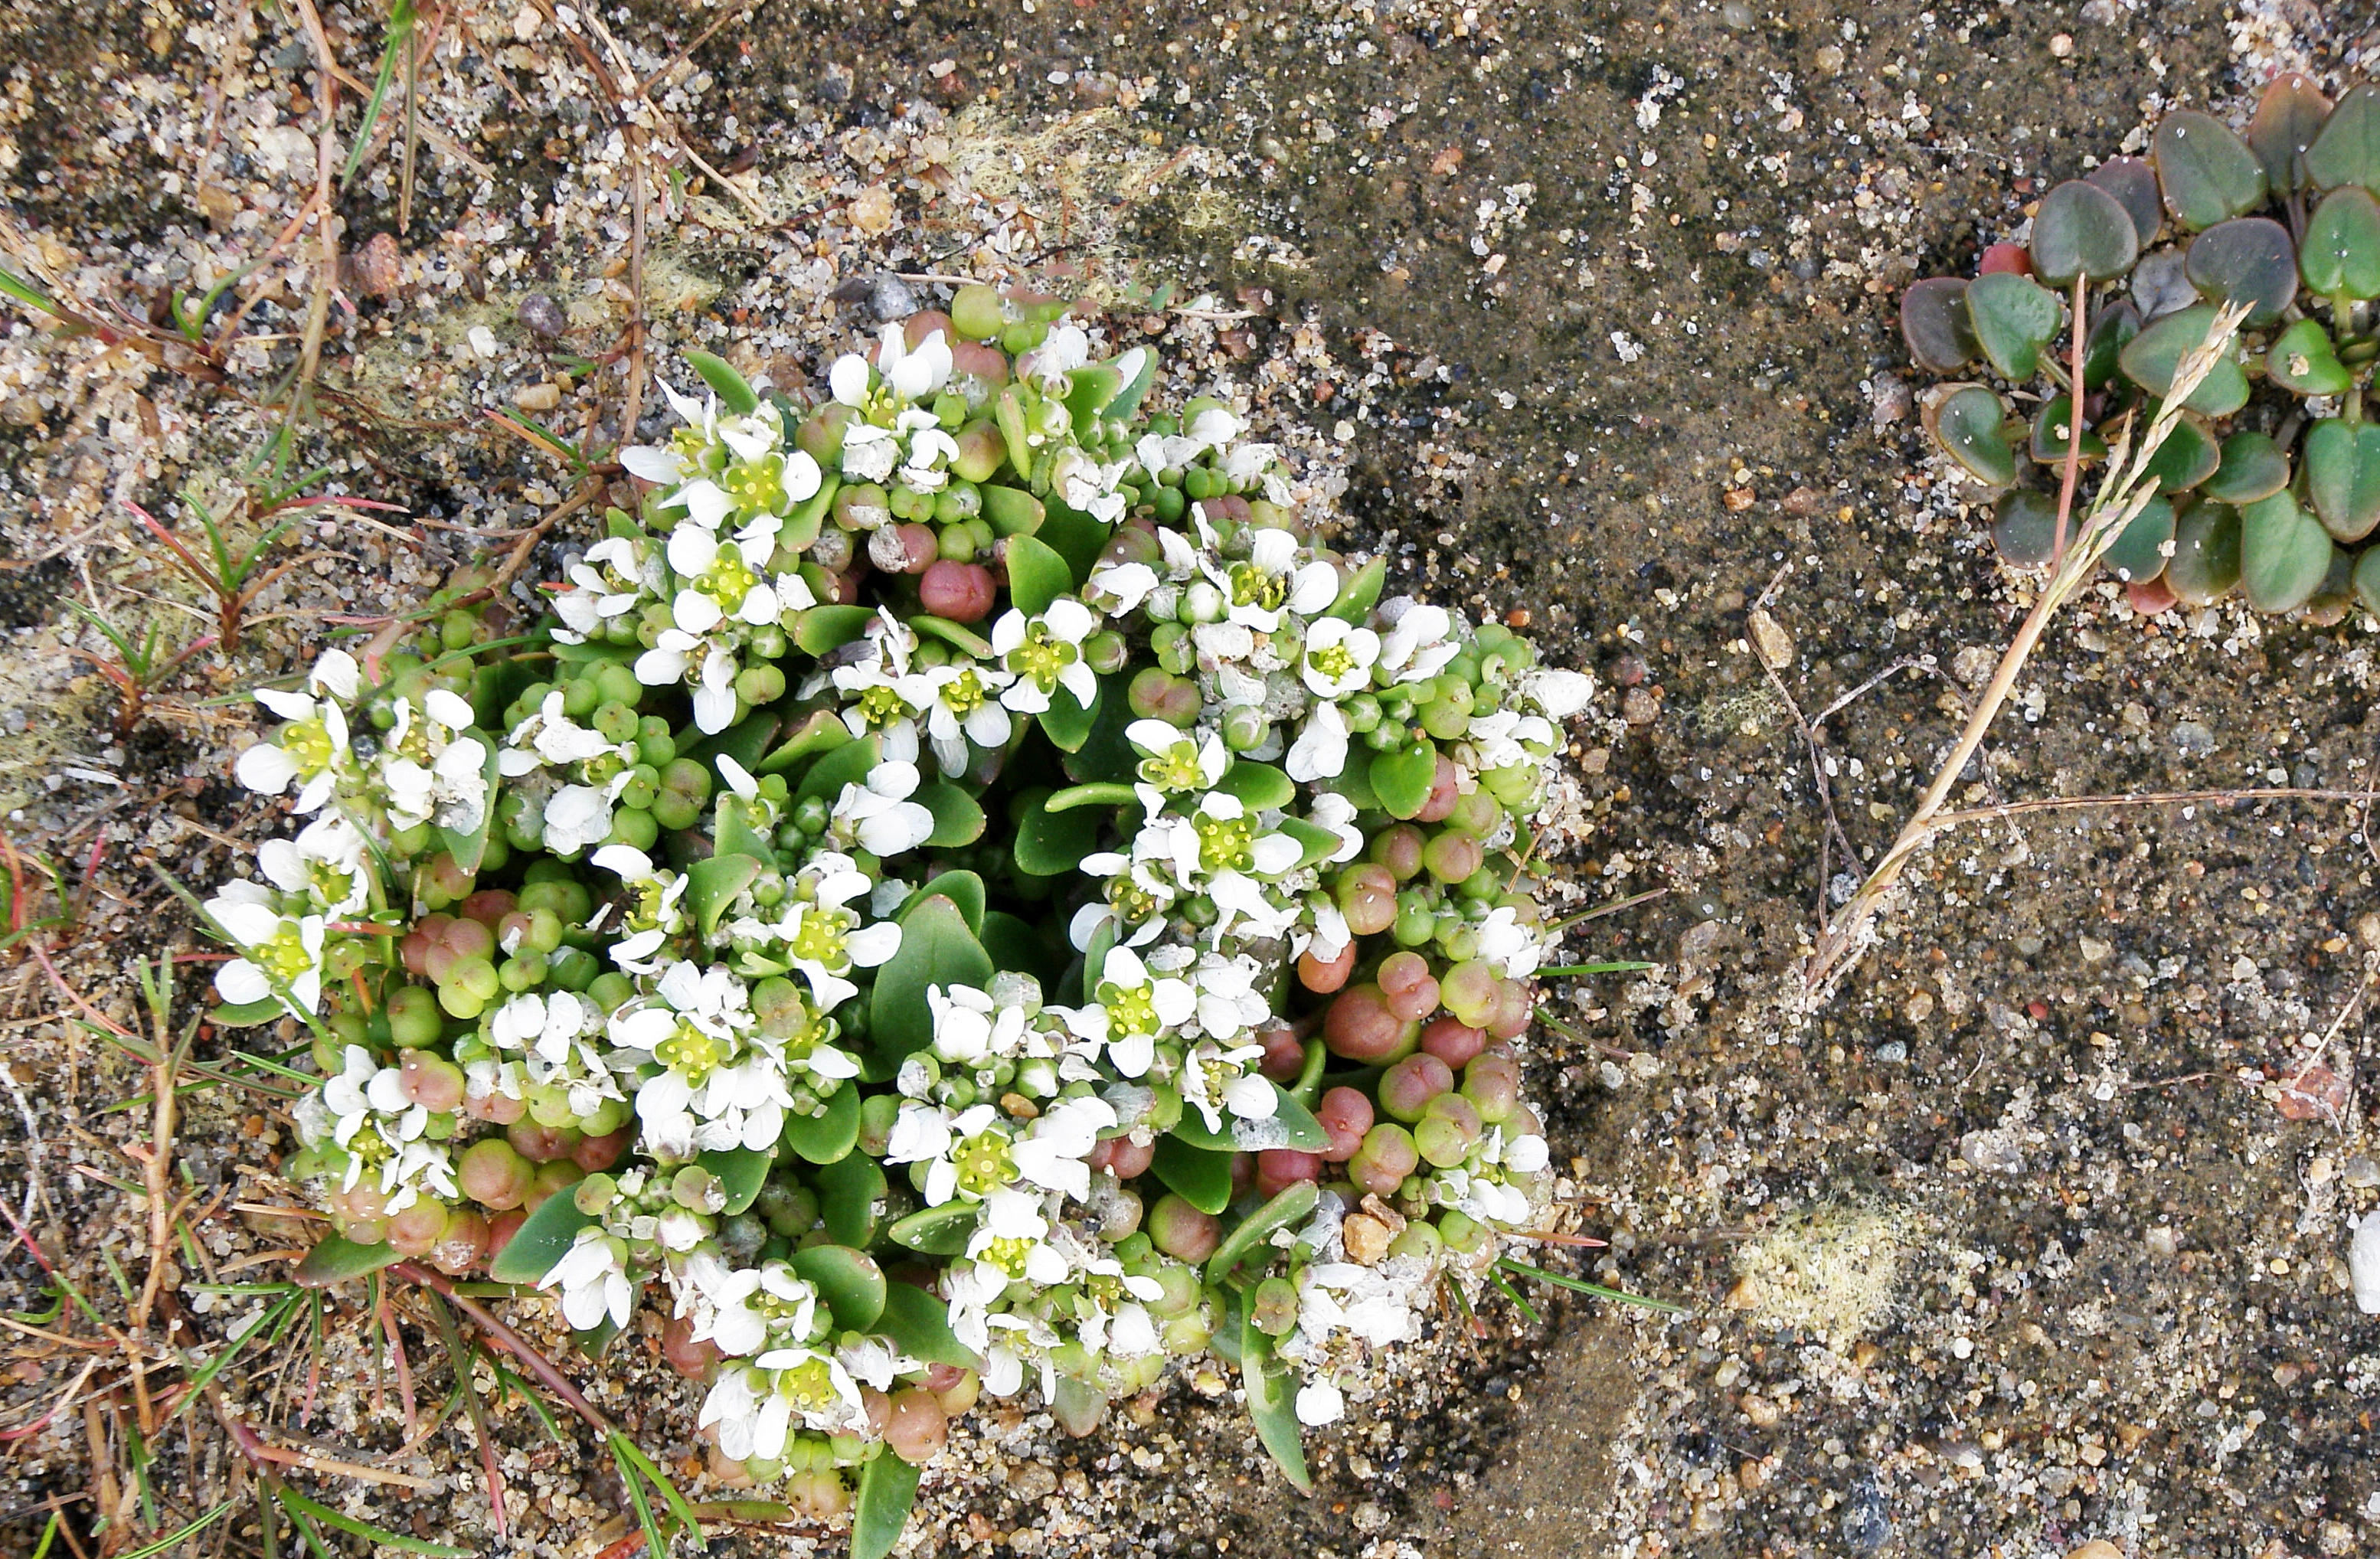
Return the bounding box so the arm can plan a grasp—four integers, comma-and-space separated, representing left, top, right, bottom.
2250, 72, 2333, 194
1369, 740, 1440, 819
295, 1234, 404, 1287
1991, 489, 2061, 567
2103, 496, 2176, 583
814, 1152, 888, 1249
792, 603, 876, 655
914, 780, 986, 848
868, 896, 993, 1064
1327, 556, 1389, 623
1005, 533, 1074, 616
2183, 217, 2297, 326
2263, 316, 2352, 396
2303, 417, 2380, 542
896, 869, 986, 934
887, 1199, 979, 1256
685, 350, 761, 416
2117, 306, 2251, 417
1217, 761, 1294, 811
1925, 384, 2015, 486
1966, 270, 2062, 381
2166, 501, 2243, 605
2352, 546, 2380, 617
2202, 431, 2290, 505
2240, 492, 2336, 613
780, 1082, 861, 1165
2301, 186, 2380, 300
698, 1146, 773, 1216
2029, 395, 2107, 465
2030, 180, 2140, 286
2306, 83, 2380, 194
2085, 156, 2164, 248
1899, 277, 1977, 372
879, 1280, 981, 1368
1236, 1316, 1312, 1492
2140, 416, 2221, 493
2080, 300, 2141, 391
2154, 110, 2268, 230
853, 1453, 922, 1559
1015, 789, 1101, 876
1037, 676, 1101, 753
687, 852, 762, 940
790, 1244, 886, 1332
1149, 1136, 1234, 1215
793, 733, 882, 807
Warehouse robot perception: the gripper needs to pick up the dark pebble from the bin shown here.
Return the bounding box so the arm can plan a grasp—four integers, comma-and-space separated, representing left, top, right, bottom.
518, 293, 567, 338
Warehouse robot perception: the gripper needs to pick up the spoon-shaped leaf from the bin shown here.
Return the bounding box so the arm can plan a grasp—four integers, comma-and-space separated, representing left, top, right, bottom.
2029, 396, 2107, 464
1966, 270, 2062, 380
2104, 496, 2176, 583
2183, 217, 2297, 325
2165, 500, 2243, 605
2263, 316, 2352, 396
2118, 305, 2251, 416
1899, 276, 1977, 372
1925, 384, 2015, 486
2140, 417, 2221, 493
2202, 430, 2290, 505
2085, 155, 2164, 248
1990, 489, 2060, 567
2251, 72, 2333, 194
2240, 492, 2336, 612
2031, 180, 2140, 286
789, 1244, 887, 1332
2306, 83, 2380, 194
2303, 417, 2380, 542
2155, 110, 2268, 230
2301, 186, 2380, 300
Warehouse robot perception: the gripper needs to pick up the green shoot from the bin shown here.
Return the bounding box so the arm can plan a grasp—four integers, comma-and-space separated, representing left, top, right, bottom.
1495, 1257, 1689, 1316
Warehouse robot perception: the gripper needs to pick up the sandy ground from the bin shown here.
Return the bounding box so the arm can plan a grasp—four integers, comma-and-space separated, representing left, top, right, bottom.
9, 1, 2380, 1555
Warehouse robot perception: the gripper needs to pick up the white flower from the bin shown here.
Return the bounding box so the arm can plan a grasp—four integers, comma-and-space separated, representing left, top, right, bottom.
255, 812, 369, 915
1298, 616, 1379, 699
1285, 699, 1349, 783
881, 324, 953, 401
992, 601, 1101, 715
832, 760, 936, 857
544, 1228, 636, 1332
1009, 1095, 1116, 1202
918, 659, 1015, 774
206, 880, 327, 1015
1376, 600, 1463, 684
698, 1261, 818, 1358
1525, 666, 1596, 720
237, 650, 360, 812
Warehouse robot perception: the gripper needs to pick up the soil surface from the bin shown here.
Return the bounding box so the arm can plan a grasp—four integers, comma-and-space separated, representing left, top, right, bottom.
8, 2, 2380, 1557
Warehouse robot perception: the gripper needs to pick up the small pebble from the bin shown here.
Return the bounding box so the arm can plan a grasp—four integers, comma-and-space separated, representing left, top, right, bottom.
2342, 1155, 2380, 1189
518, 293, 567, 337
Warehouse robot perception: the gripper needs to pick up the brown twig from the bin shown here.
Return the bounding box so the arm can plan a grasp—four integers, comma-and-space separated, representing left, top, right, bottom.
388, 1262, 613, 1433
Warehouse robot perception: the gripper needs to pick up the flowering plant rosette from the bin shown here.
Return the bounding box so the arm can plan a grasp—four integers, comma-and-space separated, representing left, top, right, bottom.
218, 289, 1601, 1554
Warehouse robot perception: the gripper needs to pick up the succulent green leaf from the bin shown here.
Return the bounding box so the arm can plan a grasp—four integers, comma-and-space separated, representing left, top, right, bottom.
852, 1453, 922, 1559
2303, 417, 2380, 542
879, 1280, 982, 1368
1326, 556, 1388, 623
687, 852, 762, 940
688, 711, 778, 776
1989, 490, 2061, 568
814, 1152, 888, 1249
793, 734, 881, 808
2183, 217, 2297, 326
909, 615, 995, 660
1274, 816, 1345, 868
1015, 789, 1102, 877
1900, 277, 1977, 373
1035, 497, 1113, 583
869, 896, 993, 1064
2251, 72, 2334, 194
980, 482, 1045, 538
2154, 110, 2268, 230
2352, 546, 2380, 618
1059, 674, 1135, 785
698, 1147, 772, 1216
2306, 83, 2380, 194
2301, 186, 2380, 300
210, 997, 286, 1028
914, 780, 986, 849
1206, 1182, 1322, 1285
2117, 306, 2251, 416
790, 1244, 887, 1332
2240, 492, 2336, 613
1167, 1083, 1332, 1153
1368, 740, 1441, 820
793, 603, 877, 655
2102, 496, 2176, 583
979, 911, 1061, 986
1037, 675, 1100, 753
1964, 270, 2061, 381
1150, 1136, 1235, 1215
1237, 1314, 1312, 1492
1005, 533, 1074, 616
2202, 431, 2291, 505
1050, 1373, 1108, 1436
2165, 501, 2244, 605
2263, 316, 2352, 396
2084, 156, 2164, 248
2140, 417, 2221, 494
2028, 395, 2107, 465
2029, 180, 2140, 286
994, 387, 1033, 478
897, 870, 986, 935
887, 1199, 979, 1256
294, 1234, 404, 1287
1924, 384, 2016, 486
684, 350, 760, 415
2080, 301, 2141, 391
780, 1083, 861, 1165
756, 710, 849, 775
487, 1192, 597, 1284
1217, 762, 1295, 812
